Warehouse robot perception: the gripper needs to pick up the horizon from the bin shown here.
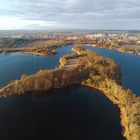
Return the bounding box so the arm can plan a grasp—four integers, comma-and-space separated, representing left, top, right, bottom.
0, 29, 140, 32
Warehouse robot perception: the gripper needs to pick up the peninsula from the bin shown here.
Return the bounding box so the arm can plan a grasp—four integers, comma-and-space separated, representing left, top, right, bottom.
0, 47, 139, 140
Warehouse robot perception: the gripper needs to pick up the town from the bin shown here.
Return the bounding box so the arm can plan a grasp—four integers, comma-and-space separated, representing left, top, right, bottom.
1, 31, 140, 56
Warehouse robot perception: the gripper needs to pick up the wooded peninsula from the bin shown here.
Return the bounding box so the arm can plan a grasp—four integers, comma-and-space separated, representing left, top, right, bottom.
0, 47, 139, 140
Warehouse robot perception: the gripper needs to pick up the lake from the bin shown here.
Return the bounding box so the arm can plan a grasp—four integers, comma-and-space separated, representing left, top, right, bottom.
84, 46, 140, 96
0, 45, 124, 140
0, 46, 74, 88
0, 86, 123, 140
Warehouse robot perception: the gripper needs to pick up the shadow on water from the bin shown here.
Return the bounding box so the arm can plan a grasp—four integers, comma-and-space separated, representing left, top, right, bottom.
0, 85, 123, 140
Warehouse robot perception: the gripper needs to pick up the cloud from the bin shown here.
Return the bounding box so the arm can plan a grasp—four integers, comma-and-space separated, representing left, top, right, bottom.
0, 0, 140, 29
0, 16, 58, 30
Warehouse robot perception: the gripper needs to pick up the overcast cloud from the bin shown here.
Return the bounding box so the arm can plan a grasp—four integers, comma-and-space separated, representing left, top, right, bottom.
0, 0, 140, 30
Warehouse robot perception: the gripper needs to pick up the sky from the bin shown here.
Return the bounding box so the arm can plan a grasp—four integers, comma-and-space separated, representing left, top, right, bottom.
0, 0, 140, 30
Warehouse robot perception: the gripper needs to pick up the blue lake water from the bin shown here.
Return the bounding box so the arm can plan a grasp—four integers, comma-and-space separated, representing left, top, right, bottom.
0, 86, 123, 140
0, 46, 74, 88
84, 46, 140, 96
0, 45, 125, 140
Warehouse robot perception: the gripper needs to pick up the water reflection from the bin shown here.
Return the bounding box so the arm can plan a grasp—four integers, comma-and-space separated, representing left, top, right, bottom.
0, 85, 123, 140
84, 46, 140, 96
0, 45, 74, 88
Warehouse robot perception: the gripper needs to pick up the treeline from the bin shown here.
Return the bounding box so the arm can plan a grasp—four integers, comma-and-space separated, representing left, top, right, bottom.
73, 47, 121, 83
97, 39, 119, 48
118, 47, 140, 55
72, 37, 140, 56
23, 40, 73, 56
0, 66, 89, 97
0, 39, 73, 55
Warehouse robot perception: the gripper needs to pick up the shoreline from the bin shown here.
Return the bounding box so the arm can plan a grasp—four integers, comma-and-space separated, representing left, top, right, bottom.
0, 40, 72, 56
0, 47, 139, 140
86, 43, 140, 56
0, 47, 56, 56
74, 43, 140, 56
1, 40, 140, 57
82, 79, 140, 140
